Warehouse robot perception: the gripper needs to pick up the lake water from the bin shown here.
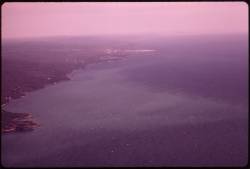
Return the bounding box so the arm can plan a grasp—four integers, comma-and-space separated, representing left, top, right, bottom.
2, 36, 248, 167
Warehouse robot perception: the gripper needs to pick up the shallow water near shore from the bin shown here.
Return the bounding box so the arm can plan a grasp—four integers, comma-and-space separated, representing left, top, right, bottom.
2, 38, 248, 167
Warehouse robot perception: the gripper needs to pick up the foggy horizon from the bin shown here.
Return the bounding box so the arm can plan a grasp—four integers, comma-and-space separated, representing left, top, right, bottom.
2, 2, 248, 39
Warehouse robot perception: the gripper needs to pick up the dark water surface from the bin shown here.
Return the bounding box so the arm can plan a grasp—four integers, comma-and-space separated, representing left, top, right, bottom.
2, 35, 248, 167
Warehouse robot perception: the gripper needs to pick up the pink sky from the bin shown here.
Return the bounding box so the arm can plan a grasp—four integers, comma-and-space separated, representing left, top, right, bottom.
1, 2, 248, 39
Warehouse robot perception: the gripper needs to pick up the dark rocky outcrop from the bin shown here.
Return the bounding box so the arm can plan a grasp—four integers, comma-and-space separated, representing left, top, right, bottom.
2, 110, 40, 133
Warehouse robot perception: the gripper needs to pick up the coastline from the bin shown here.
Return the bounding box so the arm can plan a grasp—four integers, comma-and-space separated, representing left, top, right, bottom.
1, 63, 78, 133
1, 53, 126, 134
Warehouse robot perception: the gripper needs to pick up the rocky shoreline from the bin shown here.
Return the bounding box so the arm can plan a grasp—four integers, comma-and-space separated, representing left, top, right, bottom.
2, 110, 40, 133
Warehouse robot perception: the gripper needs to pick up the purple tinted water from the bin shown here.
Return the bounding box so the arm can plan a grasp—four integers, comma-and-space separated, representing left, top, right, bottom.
2, 35, 248, 167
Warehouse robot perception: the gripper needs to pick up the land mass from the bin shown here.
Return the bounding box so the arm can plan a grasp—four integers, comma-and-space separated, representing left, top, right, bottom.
1, 36, 133, 133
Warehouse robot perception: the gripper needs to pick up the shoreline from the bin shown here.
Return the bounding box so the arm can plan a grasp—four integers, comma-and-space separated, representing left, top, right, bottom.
1, 66, 77, 133
1, 54, 126, 134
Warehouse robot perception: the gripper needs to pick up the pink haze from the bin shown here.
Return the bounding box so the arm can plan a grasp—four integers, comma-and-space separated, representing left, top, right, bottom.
1, 2, 248, 39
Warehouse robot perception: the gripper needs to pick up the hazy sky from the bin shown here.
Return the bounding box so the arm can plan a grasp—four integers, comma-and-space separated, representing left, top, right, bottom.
1, 2, 248, 39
